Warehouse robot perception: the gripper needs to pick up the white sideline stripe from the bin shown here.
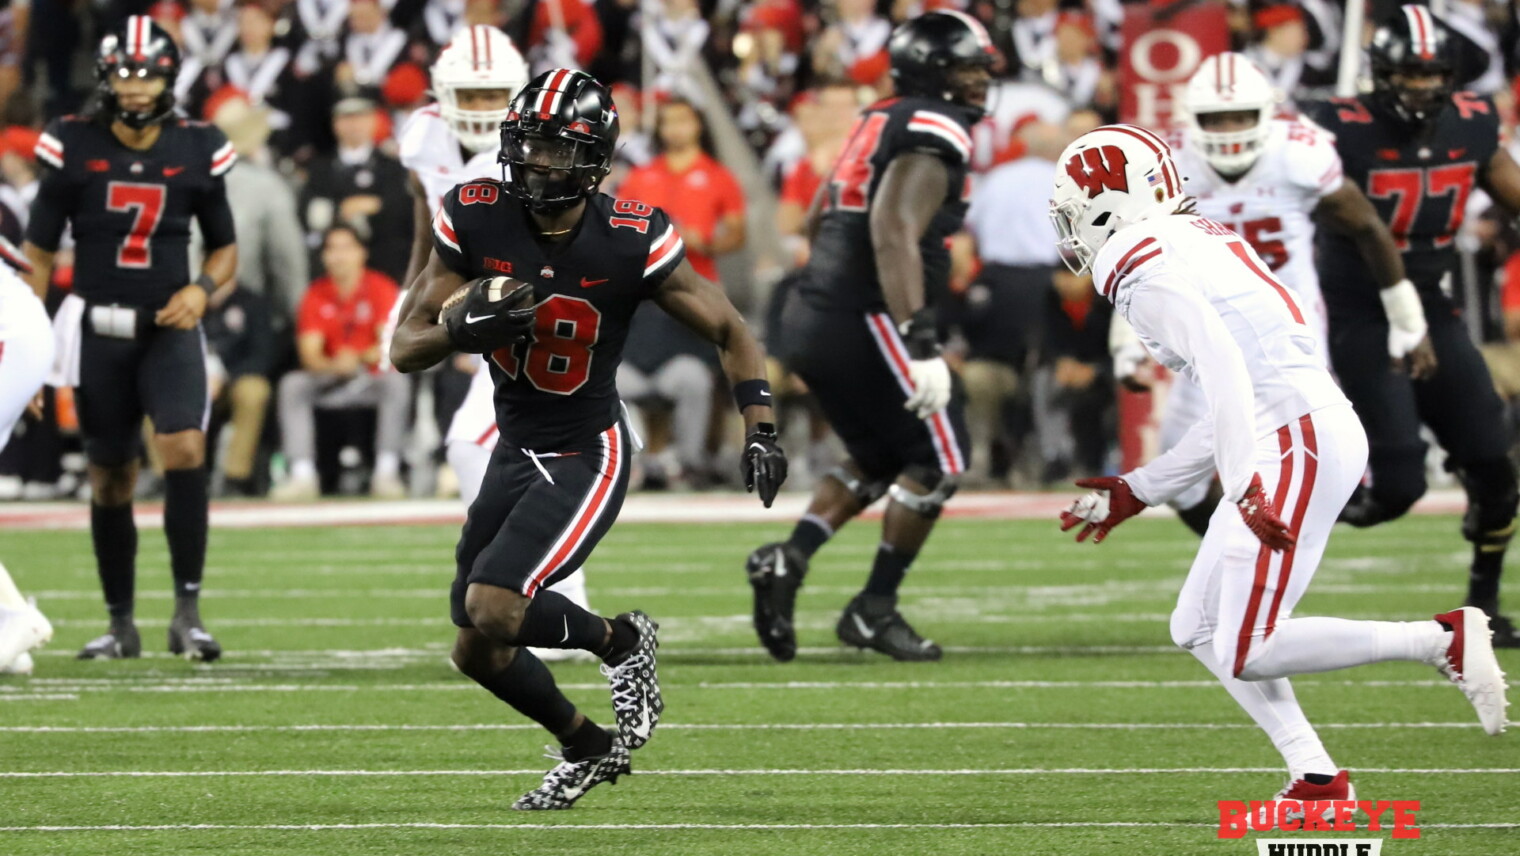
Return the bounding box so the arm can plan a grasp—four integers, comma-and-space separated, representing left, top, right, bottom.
0, 721, 1487, 734
3, 768, 1517, 778
1, 822, 1512, 832
1, 678, 1458, 694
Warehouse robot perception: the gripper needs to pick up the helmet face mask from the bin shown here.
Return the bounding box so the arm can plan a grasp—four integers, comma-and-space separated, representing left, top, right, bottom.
499, 69, 618, 214
96, 16, 180, 130
1369, 4, 1455, 125
433, 26, 528, 153
1183, 52, 1276, 178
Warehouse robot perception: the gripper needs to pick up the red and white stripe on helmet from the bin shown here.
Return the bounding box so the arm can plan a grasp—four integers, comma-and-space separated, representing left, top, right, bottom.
1402, 4, 1439, 60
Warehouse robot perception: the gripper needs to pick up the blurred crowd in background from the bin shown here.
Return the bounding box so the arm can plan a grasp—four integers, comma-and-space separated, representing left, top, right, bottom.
1, 0, 1518, 501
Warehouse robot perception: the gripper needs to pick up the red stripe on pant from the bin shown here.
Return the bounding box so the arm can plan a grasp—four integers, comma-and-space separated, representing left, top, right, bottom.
475, 423, 498, 447
1262, 414, 1318, 638
1233, 422, 1296, 678
522, 425, 620, 597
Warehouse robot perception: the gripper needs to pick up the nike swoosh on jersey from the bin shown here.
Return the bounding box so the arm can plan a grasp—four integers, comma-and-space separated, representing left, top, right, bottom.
581, 277, 608, 288
164, 166, 185, 176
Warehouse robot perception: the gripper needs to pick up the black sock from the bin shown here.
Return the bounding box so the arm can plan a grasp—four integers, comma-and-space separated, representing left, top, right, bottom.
164, 468, 209, 599
1304, 773, 1335, 786
513, 590, 609, 651
863, 542, 915, 598
1468, 539, 1509, 612
786, 514, 833, 559
91, 502, 137, 622
477, 648, 578, 736
601, 616, 639, 664
561, 717, 614, 762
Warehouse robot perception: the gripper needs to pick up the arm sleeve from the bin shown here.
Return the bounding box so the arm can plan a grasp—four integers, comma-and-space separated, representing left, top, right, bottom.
1121, 274, 1260, 505
642, 207, 687, 291
430, 189, 474, 278
24, 167, 74, 252
194, 175, 237, 251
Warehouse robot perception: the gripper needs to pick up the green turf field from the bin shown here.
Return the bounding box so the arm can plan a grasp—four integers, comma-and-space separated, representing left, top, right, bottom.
0, 514, 1514, 856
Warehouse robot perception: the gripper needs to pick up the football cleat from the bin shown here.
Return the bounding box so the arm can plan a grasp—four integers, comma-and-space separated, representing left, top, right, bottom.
0, 599, 53, 671
1, 652, 33, 675
77, 624, 141, 659
1488, 613, 1520, 649
1431, 607, 1509, 735
512, 734, 631, 810
167, 617, 222, 662
1274, 769, 1355, 824
836, 595, 942, 662
600, 611, 662, 749
745, 542, 805, 662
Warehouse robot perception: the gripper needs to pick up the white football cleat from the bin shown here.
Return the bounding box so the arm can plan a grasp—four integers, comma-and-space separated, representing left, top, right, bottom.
0, 599, 52, 672
1432, 607, 1509, 735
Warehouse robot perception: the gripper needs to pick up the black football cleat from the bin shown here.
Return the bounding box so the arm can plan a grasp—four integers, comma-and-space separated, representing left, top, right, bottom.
512, 734, 631, 810
600, 611, 662, 749
1488, 612, 1520, 649
77, 624, 141, 660
168, 617, 222, 662
837, 594, 942, 662
745, 542, 805, 662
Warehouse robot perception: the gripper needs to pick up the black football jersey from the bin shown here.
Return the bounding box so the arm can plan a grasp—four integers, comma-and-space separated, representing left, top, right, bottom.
801, 96, 977, 313
26, 115, 238, 308
1302, 92, 1499, 317
432, 182, 686, 449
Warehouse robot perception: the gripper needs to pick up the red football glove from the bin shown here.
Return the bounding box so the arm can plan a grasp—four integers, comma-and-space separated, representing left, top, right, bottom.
1236, 472, 1296, 552
1060, 477, 1148, 544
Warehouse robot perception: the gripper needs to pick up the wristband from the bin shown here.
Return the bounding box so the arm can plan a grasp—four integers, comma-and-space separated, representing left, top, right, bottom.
733, 379, 773, 412
749, 421, 778, 439
193, 273, 217, 294
896, 307, 940, 360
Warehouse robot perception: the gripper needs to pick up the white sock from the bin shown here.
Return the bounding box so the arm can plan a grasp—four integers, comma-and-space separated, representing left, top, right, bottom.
1239, 618, 1449, 680
1188, 641, 1336, 779
375, 453, 401, 477
290, 459, 317, 481
0, 561, 26, 609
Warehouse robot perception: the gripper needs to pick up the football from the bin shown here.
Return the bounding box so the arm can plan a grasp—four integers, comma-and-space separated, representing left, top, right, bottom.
439, 276, 535, 322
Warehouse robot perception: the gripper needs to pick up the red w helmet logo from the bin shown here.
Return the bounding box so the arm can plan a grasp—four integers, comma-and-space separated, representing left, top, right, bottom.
1065, 146, 1130, 199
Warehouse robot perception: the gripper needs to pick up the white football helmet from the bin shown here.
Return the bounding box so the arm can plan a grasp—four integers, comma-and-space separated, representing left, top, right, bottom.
432, 25, 529, 153
1050, 124, 1185, 275
1183, 52, 1278, 177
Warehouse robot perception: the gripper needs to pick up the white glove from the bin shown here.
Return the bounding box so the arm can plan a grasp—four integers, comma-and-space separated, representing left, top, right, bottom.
903, 356, 952, 419
1380, 279, 1428, 359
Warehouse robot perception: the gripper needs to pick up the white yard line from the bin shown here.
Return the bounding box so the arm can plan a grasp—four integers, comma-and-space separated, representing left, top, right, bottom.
2, 768, 1516, 778
0, 721, 1486, 734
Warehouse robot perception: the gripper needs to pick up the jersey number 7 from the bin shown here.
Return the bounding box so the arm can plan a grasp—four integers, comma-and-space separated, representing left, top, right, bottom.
107, 181, 166, 269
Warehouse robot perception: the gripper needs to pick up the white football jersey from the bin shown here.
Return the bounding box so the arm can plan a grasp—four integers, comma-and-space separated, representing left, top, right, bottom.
1094, 214, 1346, 505
397, 104, 502, 213
1171, 118, 1343, 347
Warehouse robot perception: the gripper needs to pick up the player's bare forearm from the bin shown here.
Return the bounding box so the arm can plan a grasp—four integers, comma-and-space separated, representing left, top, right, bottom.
1317, 182, 1405, 287
20, 241, 54, 301
1483, 148, 1520, 216
202, 243, 238, 290
402, 173, 432, 290
870, 153, 948, 323
655, 259, 774, 430
390, 251, 466, 373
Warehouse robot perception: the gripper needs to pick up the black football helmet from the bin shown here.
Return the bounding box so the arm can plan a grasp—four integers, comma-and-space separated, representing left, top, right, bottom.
95, 15, 181, 129
1369, 4, 1454, 124
888, 11, 997, 116
499, 69, 619, 213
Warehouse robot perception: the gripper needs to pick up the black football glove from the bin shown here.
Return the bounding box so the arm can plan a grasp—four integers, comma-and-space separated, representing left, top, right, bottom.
742, 422, 788, 508
444, 279, 536, 354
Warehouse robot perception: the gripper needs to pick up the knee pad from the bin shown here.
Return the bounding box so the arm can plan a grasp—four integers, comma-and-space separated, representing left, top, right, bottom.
1169, 604, 1210, 651
825, 466, 890, 507
1454, 458, 1520, 544
888, 466, 959, 519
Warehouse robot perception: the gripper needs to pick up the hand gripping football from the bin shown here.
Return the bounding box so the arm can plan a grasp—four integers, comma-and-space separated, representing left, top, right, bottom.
442, 276, 538, 354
